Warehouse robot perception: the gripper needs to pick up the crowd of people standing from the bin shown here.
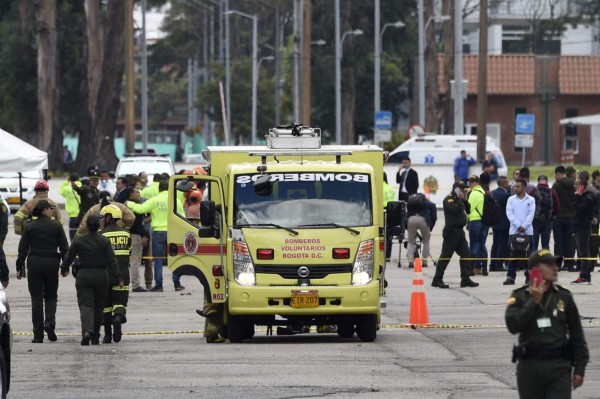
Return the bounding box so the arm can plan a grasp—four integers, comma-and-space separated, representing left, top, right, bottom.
394, 153, 600, 289
10, 166, 199, 345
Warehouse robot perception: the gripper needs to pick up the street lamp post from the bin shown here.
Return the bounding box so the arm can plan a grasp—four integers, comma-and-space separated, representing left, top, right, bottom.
335, 6, 363, 146
375, 20, 405, 114
417, 7, 451, 128
225, 10, 258, 144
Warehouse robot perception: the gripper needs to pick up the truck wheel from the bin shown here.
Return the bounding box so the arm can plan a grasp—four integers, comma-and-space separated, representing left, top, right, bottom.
337, 322, 355, 339
356, 314, 377, 342
0, 346, 7, 399
227, 315, 247, 343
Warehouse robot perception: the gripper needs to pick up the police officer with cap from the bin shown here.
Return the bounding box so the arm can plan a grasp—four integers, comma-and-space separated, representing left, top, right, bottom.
432, 181, 479, 288
506, 249, 589, 398
72, 170, 101, 225
16, 200, 69, 343
61, 214, 123, 345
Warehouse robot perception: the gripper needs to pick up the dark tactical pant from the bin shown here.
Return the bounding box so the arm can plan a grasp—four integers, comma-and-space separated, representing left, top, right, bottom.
76, 269, 108, 335
27, 256, 60, 340
104, 264, 130, 324
553, 217, 575, 268
103, 285, 129, 325
434, 226, 471, 280
575, 226, 593, 281
517, 359, 572, 399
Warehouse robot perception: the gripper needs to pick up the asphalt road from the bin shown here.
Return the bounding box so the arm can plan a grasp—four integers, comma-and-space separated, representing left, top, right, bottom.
3, 207, 600, 398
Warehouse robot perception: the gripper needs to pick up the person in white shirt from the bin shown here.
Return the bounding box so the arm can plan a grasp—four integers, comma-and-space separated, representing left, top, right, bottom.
503, 179, 536, 285
99, 170, 117, 197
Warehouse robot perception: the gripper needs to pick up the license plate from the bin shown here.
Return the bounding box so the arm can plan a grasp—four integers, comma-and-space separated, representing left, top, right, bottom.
291, 290, 319, 308
6, 198, 20, 204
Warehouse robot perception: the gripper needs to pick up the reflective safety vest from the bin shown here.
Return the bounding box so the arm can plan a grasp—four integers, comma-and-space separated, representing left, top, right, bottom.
101, 223, 131, 285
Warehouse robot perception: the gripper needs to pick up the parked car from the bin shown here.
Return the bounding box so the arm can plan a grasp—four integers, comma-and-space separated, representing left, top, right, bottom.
0, 170, 44, 212
115, 154, 175, 185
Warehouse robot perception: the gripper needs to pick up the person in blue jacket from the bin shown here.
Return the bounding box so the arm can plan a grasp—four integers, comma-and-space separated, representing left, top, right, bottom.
490, 176, 511, 271
454, 150, 476, 184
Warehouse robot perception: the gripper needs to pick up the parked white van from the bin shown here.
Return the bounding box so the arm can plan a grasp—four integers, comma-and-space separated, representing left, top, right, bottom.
384, 135, 508, 207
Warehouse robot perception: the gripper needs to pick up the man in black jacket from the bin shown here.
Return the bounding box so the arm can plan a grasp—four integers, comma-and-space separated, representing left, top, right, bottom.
571, 172, 598, 285
552, 166, 576, 270
490, 177, 511, 272
72, 170, 101, 224
432, 182, 478, 288
396, 157, 419, 202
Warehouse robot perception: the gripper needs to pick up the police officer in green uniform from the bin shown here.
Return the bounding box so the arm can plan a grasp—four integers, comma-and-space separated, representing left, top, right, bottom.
431, 182, 479, 289
60, 215, 123, 345
506, 249, 589, 398
99, 204, 131, 343
16, 200, 69, 343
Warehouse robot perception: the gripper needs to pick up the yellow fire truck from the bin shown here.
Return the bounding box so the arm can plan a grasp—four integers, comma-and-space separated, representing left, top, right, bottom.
167, 125, 385, 342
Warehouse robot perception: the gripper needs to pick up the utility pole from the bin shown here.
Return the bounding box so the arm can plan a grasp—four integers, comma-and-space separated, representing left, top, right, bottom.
274, 4, 281, 126
141, 0, 148, 152
334, 0, 341, 144
293, 0, 301, 123
301, 0, 312, 126
453, 0, 464, 136
125, 0, 135, 154
476, 0, 488, 162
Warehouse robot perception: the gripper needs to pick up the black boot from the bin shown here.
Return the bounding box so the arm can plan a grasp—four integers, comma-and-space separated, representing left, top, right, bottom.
461, 277, 479, 288
81, 332, 93, 346
91, 332, 100, 345
113, 315, 123, 343
102, 323, 112, 344
431, 278, 449, 289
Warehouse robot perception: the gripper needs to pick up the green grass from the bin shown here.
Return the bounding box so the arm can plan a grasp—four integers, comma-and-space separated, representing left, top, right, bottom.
507, 164, 600, 180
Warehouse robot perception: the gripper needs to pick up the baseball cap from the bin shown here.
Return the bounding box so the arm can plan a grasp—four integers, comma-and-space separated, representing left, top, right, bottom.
33, 199, 55, 211
528, 249, 562, 269
34, 180, 49, 191
468, 175, 479, 183
538, 175, 548, 182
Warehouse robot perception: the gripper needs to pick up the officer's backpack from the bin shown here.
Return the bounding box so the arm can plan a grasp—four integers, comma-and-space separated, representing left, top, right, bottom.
478, 193, 501, 227
534, 187, 553, 223
406, 193, 426, 214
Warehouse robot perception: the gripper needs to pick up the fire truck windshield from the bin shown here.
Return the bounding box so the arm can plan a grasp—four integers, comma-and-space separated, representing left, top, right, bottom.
233, 172, 373, 228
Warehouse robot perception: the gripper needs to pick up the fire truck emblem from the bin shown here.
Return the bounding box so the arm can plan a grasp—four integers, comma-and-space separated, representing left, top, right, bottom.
183, 232, 198, 255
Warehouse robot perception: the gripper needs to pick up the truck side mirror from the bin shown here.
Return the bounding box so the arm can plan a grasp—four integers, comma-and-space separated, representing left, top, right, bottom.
386, 201, 404, 227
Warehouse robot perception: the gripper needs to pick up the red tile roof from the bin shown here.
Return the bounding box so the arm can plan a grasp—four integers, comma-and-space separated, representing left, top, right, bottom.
438, 55, 536, 95
559, 56, 600, 94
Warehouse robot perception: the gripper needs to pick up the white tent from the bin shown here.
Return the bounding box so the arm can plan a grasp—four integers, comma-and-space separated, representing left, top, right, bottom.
559, 113, 600, 126
0, 128, 48, 203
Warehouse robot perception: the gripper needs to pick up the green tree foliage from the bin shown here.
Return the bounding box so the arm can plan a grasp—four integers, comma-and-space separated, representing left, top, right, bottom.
150, 0, 414, 144
0, 2, 37, 137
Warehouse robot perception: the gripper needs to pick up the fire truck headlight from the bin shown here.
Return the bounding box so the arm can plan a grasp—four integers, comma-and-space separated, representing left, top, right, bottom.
233, 241, 256, 287
352, 240, 374, 286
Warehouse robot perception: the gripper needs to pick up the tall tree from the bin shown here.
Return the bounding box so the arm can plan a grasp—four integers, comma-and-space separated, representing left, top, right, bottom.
75, 0, 126, 171
34, 0, 62, 170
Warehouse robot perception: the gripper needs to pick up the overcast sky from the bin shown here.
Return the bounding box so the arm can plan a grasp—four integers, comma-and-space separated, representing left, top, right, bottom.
133, 4, 168, 41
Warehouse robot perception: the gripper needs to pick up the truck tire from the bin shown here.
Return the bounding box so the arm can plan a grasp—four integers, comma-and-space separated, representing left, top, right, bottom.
227, 315, 247, 343
337, 322, 355, 339
356, 314, 377, 342
0, 346, 7, 399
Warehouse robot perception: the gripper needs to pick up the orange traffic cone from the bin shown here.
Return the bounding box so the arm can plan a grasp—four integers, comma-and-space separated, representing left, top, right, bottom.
407, 257, 432, 326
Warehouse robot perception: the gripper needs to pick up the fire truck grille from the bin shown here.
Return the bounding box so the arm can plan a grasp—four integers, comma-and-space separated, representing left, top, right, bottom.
254, 264, 353, 279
